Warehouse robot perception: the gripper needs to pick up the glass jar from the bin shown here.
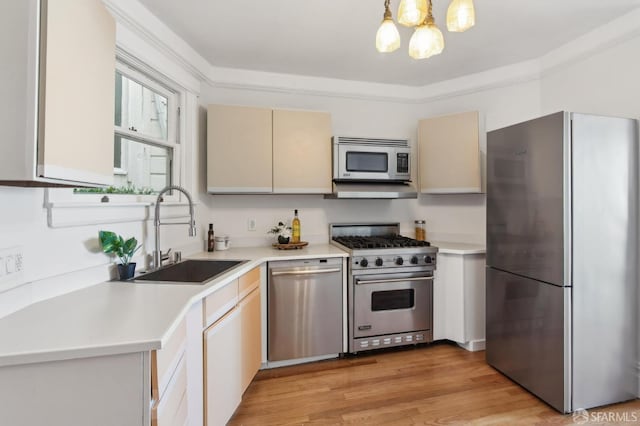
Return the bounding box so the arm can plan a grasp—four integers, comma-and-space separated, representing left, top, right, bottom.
415, 220, 426, 241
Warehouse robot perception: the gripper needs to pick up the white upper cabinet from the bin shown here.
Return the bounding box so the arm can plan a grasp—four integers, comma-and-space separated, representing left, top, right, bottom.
418, 111, 482, 194
272, 109, 332, 194
0, 0, 116, 187
207, 104, 332, 194
207, 105, 273, 193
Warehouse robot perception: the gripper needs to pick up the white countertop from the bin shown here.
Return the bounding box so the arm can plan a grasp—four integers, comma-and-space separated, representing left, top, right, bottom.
0, 244, 347, 367
432, 241, 486, 255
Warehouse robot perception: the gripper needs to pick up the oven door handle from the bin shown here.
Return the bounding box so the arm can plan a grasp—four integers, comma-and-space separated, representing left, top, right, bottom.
355, 276, 434, 285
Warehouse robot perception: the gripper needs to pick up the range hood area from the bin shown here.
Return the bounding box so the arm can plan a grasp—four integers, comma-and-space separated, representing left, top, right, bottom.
324, 182, 418, 199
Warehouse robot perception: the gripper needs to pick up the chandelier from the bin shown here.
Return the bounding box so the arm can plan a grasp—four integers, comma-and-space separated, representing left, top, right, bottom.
376, 0, 476, 59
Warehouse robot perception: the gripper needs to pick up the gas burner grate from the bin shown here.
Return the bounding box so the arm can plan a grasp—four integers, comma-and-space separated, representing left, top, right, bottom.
332, 235, 431, 249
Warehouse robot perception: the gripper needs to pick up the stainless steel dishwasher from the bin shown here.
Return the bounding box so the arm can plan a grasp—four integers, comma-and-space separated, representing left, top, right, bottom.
268, 258, 343, 362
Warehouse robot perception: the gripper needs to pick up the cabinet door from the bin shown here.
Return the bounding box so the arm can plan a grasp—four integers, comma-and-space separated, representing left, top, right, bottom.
432, 270, 446, 341
240, 287, 262, 393
273, 109, 332, 193
151, 356, 188, 426
151, 317, 186, 402
0, 353, 145, 426
38, 0, 116, 185
207, 105, 273, 193
433, 253, 466, 343
418, 111, 481, 194
203, 307, 241, 426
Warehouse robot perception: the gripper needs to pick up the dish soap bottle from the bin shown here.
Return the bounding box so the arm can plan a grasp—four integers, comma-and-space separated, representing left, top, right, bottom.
207, 224, 215, 252
291, 209, 301, 243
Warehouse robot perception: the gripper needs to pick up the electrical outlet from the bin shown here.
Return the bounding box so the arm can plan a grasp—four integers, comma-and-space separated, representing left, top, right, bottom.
247, 218, 257, 232
0, 246, 24, 286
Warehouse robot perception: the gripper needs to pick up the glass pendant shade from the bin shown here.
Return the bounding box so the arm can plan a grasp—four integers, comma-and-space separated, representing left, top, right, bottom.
447, 0, 476, 32
409, 22, 444, 59
376, 18, 401, 52
397, 0, 428, 27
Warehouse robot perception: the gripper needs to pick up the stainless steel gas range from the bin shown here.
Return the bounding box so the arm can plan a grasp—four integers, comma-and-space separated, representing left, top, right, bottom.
330, 223, 438, 353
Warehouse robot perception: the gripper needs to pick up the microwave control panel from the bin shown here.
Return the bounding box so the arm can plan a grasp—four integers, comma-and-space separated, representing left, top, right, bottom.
397, 153, 410, 174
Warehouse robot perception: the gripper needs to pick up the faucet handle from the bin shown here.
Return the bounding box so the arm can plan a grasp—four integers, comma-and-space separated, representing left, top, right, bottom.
161, 248, 172, 261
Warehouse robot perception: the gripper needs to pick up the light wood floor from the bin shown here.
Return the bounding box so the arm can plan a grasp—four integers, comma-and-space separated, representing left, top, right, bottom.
229, 342, 640, 425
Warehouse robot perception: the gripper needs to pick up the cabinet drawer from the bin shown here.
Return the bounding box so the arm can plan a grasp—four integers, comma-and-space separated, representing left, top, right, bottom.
152, 317, 187, 401
204, 279, 239, 328
239, 266, 260, 300
152, 355, 188, 426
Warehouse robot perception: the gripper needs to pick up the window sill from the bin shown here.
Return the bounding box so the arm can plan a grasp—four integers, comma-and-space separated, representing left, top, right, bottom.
44, 189, 197, 228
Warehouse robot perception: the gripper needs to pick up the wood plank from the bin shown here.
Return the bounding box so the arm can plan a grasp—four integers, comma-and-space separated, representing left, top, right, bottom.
229, 342, 640, 425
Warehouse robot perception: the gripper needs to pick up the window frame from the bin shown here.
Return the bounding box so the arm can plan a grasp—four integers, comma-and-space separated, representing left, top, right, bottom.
112, 60, 181, 201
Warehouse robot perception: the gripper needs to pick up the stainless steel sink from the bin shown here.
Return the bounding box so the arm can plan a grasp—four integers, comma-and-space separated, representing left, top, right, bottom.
133, 259, 247, 284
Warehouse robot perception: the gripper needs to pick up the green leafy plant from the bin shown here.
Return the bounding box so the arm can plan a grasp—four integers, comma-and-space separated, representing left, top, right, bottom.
268, 221, 291, 238
98, 231, 141, 265
268, 221, 292, 244
75, 185, 155, 195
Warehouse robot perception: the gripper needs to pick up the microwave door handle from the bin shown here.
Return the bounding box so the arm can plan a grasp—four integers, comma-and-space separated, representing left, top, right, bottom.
355, 276, 434, 285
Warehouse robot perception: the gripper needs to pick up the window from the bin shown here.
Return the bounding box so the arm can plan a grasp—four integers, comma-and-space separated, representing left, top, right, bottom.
113, 62, 179, 193
108, 62, 179, 194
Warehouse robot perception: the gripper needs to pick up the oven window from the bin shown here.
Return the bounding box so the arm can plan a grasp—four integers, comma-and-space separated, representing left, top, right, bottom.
346, 152, 388, 173
371, 289, 415, 311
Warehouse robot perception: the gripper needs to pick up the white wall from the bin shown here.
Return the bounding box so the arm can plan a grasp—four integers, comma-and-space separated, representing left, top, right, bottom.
541, 33, 640, 118
198, 79, 542, 247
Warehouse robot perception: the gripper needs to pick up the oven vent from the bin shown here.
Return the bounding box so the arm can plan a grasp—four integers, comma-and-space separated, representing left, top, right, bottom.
333, 136, 409, 147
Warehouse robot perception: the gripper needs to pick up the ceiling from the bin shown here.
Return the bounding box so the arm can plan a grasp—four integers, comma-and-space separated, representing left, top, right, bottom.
137, 0, 640, 86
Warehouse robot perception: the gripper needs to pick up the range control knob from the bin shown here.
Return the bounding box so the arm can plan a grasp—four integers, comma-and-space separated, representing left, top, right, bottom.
424, 256, 433, 264
395, 257, 404, 265
375, 257, 384, 267
360, 258, 369, 268
410, 256, 419, 265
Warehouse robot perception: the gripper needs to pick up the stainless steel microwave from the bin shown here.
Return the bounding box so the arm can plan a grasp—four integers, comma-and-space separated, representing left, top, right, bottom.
332, 136, 411, 182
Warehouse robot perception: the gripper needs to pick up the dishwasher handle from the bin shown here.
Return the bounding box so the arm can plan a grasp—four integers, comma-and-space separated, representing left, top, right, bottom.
271, 268, 342, 277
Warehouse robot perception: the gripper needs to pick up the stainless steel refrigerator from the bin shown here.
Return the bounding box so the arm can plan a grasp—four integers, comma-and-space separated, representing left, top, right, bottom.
486, 111, 639, 413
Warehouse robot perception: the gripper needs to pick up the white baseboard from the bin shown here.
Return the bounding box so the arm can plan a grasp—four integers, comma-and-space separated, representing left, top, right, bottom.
261, 353, 339, 369
457, 339, 486, 352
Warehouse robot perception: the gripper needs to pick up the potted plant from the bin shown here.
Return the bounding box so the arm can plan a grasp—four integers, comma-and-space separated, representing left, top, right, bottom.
99, 230, 141, 280
268, 221, 292, 244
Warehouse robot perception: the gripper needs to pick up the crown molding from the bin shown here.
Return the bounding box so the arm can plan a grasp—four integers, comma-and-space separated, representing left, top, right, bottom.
104, 1, 640, 103
206, 58, 543, 104
540, 7, 640, 78
103, 0, 207, 92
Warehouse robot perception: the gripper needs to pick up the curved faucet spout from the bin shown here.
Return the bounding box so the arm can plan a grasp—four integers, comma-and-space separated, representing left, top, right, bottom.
153, 185, 196, 269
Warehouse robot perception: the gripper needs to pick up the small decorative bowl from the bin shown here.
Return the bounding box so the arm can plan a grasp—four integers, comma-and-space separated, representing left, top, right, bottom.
278, 235, 290, 244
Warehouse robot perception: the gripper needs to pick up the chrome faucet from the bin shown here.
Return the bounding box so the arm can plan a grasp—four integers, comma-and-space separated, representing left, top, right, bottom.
153, 185, 197, 270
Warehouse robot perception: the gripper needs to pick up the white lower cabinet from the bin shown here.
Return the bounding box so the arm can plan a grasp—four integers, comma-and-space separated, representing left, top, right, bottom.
0, 267, 264, 426
433, 252, 486, 351
0, 353, 146, 426
203, 267, 263, 426
240, 287, 262, 393
152, 356, 189, 426
204, 307, 242, 426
